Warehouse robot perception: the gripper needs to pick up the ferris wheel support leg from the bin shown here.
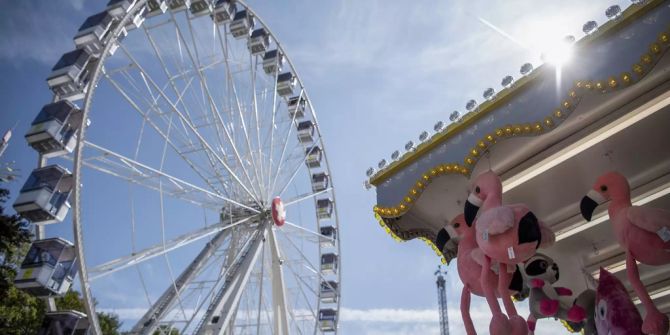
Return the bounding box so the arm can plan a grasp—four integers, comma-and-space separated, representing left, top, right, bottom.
196, 224, 268, 335
130, 227, 234, 335
268, 225, 291, 335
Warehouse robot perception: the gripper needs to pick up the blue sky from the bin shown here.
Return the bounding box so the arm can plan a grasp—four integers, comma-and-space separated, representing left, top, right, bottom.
0, 1, 631, 334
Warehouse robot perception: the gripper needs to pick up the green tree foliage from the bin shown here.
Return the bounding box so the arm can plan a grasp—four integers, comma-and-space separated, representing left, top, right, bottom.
0, 285, 45, 334
152, 325, 181, 335
0, 187, 45, 334
0, 188, 31, 288
99, 312, 123, 335
0, 187, 123, 334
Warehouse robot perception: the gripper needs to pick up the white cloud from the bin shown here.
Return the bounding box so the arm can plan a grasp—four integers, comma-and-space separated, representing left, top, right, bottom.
0, 3, 78, 66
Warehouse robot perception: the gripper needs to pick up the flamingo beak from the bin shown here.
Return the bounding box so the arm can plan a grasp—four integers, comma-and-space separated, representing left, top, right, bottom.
580, 189, 606, 221
464, 193, 483, 227
436, 227, 452, 253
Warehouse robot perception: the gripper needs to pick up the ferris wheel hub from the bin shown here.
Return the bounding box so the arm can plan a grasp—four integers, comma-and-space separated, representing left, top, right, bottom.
271, 196, 286, 226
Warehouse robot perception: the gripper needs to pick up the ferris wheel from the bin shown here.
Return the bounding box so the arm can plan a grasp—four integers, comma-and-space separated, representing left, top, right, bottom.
13, 0, 341, 334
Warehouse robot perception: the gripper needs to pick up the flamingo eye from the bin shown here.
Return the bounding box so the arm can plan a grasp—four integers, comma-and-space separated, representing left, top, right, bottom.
475, 186, 481, 194
454, 223, 460, 228
596, 300, 607, 320
600, 185, 608, 192
540, 261, 547, 269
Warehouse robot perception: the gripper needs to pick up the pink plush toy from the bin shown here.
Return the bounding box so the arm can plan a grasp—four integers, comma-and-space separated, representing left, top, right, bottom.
446, 214, 524, 335
581, 171, 670, 335
595, 268, 643, 335
464, 171, 555, 335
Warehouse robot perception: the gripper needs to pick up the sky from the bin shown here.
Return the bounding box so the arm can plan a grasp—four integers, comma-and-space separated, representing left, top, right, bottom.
0, 0, 632, 334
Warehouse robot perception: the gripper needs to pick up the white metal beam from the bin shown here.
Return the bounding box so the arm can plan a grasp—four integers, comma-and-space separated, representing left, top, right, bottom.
89, 216, 255, 280
195, 223, 268, 335
268, 226, 290, 335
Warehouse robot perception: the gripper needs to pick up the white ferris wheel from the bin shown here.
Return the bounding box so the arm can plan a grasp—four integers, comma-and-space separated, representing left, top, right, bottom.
14, 0, 341, 334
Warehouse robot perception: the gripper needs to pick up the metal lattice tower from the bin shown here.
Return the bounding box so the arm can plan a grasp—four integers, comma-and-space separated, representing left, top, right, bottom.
435, 265, 450, 335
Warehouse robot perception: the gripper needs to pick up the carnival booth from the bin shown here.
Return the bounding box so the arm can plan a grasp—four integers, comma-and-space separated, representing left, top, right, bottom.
366, 1, 670, 334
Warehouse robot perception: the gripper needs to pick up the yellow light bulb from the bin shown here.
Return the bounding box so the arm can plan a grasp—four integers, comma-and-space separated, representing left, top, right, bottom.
554, 110, 563, 118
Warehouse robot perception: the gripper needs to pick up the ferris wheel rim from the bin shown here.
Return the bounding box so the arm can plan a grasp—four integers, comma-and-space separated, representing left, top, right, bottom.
58, 1, 343, 334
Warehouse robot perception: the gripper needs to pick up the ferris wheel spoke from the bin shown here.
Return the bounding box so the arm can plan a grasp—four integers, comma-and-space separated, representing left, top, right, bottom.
264, 67, 281, 202
283, 254, 318, 308
276, 149, 312, 199
215, 24, 267, 199
76, 140, 258, 212
269, 88, 305, 200
88, 215, 255, 280
154, 14, 263, 202
176, 11, 265, 201
108, 64, 195, 151
283, 188, 332, 207
277, 229, 333, 287
104, 69, 239, 199
118, 42, 261, 205
249, 53, 268, 199
283, 221, 334, 246
140, 24, 240, 199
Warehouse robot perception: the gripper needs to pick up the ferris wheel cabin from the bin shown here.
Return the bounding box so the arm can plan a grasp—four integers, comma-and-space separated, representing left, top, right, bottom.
320, 281, 339, 304
305, 145, 322, 168
276, 72, 297, 97
316, 198, 334, 219
106, 0, 136, 19
73, 11, 115, 57
13, 165, 73, 224
168, 0, 191, 12
320, 253, 339, 275
248, 28, 270, 55
38, 311, 89, 335
212, 0, 236, 24
189, 0, 213, 17
287, 95, 305, 119
145, 0, 168, 18
262, 49, 283, 74
311, 172, 330, 192
14, 238, 78, 297
318, 308, 338, 332
320, 225, 337, 247
47, 49, 94, 102
230, 10, 254, 39
297, 120, 315, 143
25, 101, 83, 158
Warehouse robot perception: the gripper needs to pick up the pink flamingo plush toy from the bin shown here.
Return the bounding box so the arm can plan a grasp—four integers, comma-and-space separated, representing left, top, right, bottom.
595, 268, 643, 335
581, 171, 670, 335
446, 214, 523, 335
464, 171, 555, 335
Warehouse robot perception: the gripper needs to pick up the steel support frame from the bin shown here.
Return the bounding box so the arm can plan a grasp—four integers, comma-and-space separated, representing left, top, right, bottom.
131, 227, 233, 334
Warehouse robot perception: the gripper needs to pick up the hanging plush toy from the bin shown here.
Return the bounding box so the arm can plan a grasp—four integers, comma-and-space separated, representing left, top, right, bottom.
444, 214, 524, 335
595, 268, 643, 334
521, 254, 596, 335
464, 170, 555, 335
581, 171, 670, 335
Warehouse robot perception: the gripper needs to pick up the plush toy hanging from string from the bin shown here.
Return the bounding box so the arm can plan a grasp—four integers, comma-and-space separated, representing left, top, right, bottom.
581, 171, 670, 335
464, 170, 555, 335
443, 214, 524, 335
521, 254, 596, 335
